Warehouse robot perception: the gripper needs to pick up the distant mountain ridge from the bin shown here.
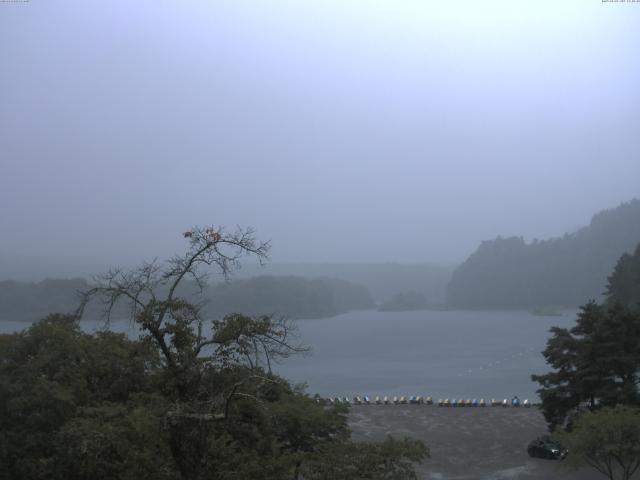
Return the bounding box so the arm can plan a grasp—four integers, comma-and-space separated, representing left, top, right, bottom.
0, 275, 374, 322
0, 256, 454, 307
447, 199, 640, 309
234, 263, 454, 304
203, 275, 374, 319
0, 278, 89, 322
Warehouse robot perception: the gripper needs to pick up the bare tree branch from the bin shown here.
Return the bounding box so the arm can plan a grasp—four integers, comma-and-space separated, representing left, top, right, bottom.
74, 225, 305, 404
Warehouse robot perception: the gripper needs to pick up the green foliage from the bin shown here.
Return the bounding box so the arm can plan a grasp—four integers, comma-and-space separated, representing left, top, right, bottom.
554, 406, 640, 480
0, 314, 427, 479
447, 199, 640, 308
532, 247, 640, 429
606, 243, 640, 310
532, 302, 640, 429
0, 314, 163, 480
55, 399, 176, 480
0, 226, 426, 479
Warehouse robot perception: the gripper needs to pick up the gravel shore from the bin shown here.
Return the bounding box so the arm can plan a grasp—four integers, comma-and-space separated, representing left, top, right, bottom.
349, 405, 603, 480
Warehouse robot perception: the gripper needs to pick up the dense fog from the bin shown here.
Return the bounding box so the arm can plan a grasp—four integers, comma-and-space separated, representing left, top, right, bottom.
2, 4, 640, 480
1, 0, 639, 274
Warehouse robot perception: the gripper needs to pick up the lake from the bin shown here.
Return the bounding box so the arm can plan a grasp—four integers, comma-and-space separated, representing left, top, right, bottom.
0, 309, 577, 401
276, 309, 577, 401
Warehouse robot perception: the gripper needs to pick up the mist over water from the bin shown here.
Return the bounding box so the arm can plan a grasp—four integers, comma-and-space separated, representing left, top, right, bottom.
1, 1, 639, 269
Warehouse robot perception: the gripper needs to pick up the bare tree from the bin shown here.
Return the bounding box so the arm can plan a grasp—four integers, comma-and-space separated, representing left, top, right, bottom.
76, 225, 306, 399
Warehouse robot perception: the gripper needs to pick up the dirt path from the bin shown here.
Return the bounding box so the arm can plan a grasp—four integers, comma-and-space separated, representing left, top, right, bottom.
348, 405, 604, 480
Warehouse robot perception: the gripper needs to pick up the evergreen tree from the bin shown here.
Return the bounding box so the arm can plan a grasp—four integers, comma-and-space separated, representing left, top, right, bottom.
606, 243, 640, 310
532, 247, 640, 430
448, 200, 640, 309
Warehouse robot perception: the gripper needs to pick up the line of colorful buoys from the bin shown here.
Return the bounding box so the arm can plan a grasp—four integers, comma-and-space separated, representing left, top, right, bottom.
323, 396, 533, 407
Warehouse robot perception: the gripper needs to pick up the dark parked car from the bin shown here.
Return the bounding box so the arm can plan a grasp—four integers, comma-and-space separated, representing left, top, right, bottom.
527, 436, 568, 460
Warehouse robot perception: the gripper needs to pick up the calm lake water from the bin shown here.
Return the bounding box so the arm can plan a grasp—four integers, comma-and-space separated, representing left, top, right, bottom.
1, 309, 577, 401
276, 309, 577, 401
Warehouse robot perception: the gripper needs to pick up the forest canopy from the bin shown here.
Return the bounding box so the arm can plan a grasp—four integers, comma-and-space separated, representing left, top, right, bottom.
532, 243, 640, 429
447, 199, 640, 309
0, 225, 427, 480
0, 275, 373, 323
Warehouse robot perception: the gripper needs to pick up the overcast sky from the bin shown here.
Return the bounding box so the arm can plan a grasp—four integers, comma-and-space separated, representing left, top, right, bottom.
1, 0, 639, 269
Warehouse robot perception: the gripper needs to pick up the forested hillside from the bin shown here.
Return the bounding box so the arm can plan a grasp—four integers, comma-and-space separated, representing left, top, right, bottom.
447, 199, 640, 309
203, 275, 374, 319
0, 278, 90, 322
605, 242, 640, 309
237, 263, 454, 304
0, 275, 373, 322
